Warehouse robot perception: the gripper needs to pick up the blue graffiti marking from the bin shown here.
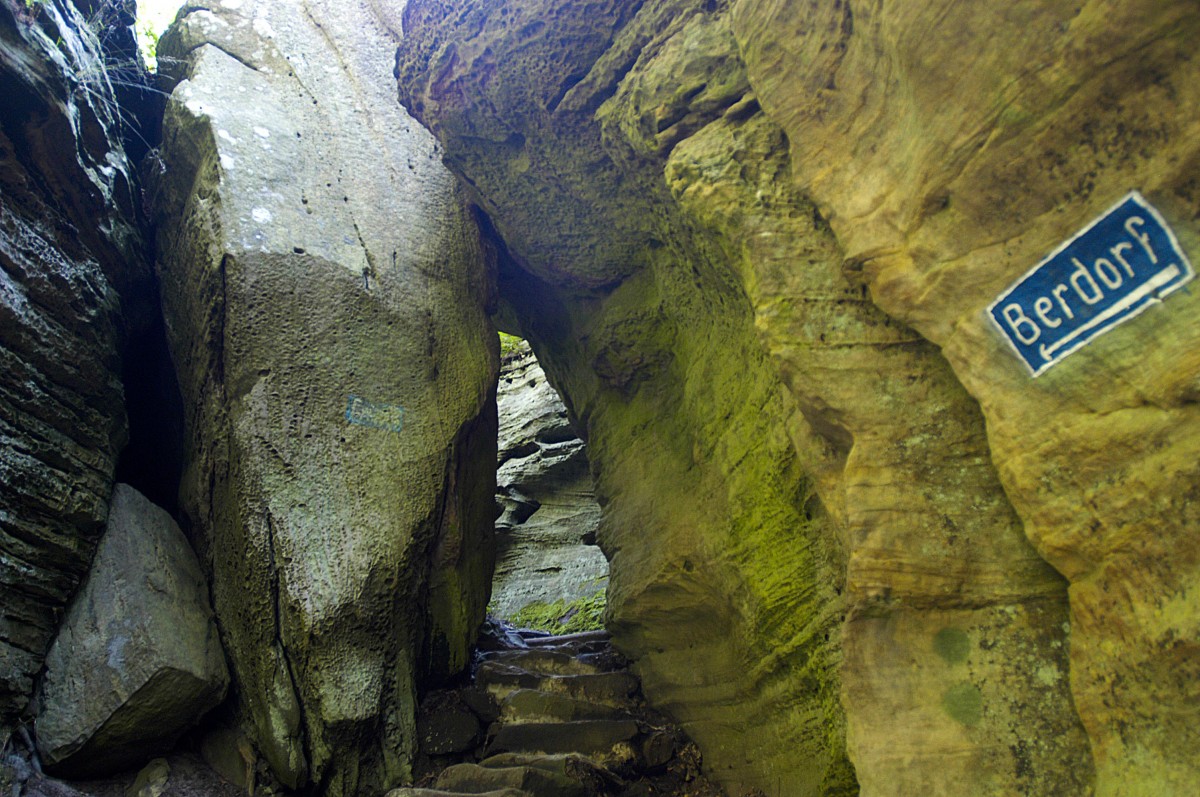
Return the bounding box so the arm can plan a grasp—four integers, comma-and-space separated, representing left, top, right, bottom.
345, 395, 404, 433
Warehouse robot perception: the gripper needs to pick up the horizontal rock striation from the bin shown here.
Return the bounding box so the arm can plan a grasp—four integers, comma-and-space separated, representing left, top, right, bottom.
492, 342, 607, 620
732, 2, 1200, 794
399, 0, 1200, 794
152, 1, 497, 794
0, 0, 148, 732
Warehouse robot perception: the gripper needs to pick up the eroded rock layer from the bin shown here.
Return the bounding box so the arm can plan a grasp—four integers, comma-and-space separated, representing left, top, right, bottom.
493, 342, 607, 620
0, 0, 147, 731
152, 2, 497, 794
398, 1, 1200, 795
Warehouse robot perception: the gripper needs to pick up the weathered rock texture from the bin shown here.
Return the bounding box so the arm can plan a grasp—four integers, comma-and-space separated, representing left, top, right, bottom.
0, 0, 148, 732
492, 342, 607, 620
36, 484, 228, 777
152, 2, 497, 793
398, 1, 1200, 795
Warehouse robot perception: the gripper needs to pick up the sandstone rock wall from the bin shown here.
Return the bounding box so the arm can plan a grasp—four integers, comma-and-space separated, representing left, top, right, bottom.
0, 0, 148, 733
398, 1, 1200, 795
152, 2, 497, 793
732, 3, 1200, 793
492, 342, 607, 620
399, 3, 862, 792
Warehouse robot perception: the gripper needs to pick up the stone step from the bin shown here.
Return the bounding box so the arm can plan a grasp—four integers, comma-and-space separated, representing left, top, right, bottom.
520, 630, 610, 648
435, 762, 588, 797
500, 688, 636, 724
483, 639, 627, 674
475, 662, 641, 706
386, 789, 530, 797
478, 753, 625, 792
484, 719, 641, 761
520, 631, 612, 658
478, 647, 603, 676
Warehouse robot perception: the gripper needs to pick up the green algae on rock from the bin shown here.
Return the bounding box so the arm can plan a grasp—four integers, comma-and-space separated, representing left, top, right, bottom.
509, 591, 608, 636
392, 0, 1200, 794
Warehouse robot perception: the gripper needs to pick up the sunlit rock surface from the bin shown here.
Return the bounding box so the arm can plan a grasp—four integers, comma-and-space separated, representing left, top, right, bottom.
398, 0, 1199, 794
152, 2, 497, 793
492, 342, 607, 620
0, 0, 148, 732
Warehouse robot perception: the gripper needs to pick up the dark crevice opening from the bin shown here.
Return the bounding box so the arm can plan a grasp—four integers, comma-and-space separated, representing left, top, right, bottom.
114, 268, 185, 519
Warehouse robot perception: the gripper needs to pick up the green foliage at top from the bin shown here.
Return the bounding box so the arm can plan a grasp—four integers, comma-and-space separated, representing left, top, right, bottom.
499, 331, 525, 358
138, 20, 160, 62
507, 590, 606, 635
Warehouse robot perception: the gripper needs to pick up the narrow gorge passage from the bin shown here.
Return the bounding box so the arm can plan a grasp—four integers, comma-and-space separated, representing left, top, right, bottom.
490, 337, 609, 634
2, 1, 1199, 797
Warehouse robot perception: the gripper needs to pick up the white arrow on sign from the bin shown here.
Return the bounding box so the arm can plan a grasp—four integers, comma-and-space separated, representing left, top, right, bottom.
1039, 263, 1181, 362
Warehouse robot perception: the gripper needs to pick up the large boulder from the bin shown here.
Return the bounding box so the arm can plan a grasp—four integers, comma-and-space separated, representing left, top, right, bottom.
492, 343, 607, 620
397, 0, 1200, 795
152, 2, 497, 794
0, 0, 149, 732
35, 484, 228, 777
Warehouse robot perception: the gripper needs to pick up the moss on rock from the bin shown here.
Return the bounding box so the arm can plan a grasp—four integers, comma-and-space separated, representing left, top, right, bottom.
509, 590, 608, 635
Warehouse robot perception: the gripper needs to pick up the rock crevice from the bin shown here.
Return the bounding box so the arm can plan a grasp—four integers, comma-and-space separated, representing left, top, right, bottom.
393, 0, 1200, 794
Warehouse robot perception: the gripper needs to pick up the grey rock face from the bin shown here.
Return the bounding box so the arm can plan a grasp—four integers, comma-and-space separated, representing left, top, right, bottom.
0, 0, 148, 728
492, 345, 607, 620
152, 2, 497, 793
36, 485, 228, 778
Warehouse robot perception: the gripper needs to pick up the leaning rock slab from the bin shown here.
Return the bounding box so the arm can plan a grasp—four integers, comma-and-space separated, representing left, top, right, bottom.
36, 484, 228, 777
153, 1, 498, 793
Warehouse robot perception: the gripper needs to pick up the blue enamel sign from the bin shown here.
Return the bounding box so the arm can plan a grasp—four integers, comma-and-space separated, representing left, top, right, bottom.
988, 191, 1194, 376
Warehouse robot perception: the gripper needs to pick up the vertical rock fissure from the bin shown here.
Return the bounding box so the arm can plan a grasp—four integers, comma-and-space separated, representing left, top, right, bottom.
262, 509, 311, 778
1, 0, 148, 734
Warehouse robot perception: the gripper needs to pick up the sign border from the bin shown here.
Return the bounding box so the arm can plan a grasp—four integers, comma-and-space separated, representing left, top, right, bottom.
986, 190, 1195, 377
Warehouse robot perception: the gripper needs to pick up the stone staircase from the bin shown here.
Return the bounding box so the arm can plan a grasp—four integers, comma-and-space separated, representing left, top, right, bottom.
390, 627, 726, 797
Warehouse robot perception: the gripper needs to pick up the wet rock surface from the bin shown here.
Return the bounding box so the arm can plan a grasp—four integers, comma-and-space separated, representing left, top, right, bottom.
0, 0, 150, 731
406, 626, 727, 797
